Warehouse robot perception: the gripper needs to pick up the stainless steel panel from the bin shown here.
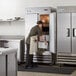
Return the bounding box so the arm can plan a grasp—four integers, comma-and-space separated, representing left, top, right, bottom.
57, 54, 76, 64
25, 13, 38, 41
25, 13, 38, 54
49, 13, 56, 53
8, 53, 17, 76
0, 56, 6, 76
57, 13, 71, 53
25, 7, 51, 14
72, 13, 76, 54
57, 6, 76, 13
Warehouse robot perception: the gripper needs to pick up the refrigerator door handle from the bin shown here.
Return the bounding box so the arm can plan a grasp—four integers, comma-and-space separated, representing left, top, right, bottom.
73, 28, 76, 37
67, 28, 70, 37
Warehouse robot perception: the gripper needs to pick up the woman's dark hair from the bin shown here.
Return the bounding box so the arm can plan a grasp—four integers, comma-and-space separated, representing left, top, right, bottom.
37, 21, 43, 24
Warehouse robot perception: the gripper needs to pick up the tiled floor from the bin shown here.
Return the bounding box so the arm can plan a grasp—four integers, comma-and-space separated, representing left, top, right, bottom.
18, 70, 76, 76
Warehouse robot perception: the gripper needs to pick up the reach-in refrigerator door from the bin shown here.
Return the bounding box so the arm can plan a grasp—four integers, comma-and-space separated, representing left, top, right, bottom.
57, 13, 71, 53
72, 13, 76, 54
49, 13, 56, 53
25, 13, 38, 53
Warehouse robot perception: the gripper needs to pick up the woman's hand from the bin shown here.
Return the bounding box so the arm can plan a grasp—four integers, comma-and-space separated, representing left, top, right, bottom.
39, 35, 45, 41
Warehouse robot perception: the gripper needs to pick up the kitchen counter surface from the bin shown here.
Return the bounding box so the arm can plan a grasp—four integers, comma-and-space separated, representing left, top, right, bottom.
0, 47, 17, 55
0, 35, 25, 40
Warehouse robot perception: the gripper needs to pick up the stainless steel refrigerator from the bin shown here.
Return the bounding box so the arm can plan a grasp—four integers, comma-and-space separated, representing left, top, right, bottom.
57, 6, 76, 64
25, 7, 56, 64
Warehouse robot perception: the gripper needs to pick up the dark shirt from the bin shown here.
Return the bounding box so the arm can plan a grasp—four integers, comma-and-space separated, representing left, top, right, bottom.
26, 25, 42, 44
